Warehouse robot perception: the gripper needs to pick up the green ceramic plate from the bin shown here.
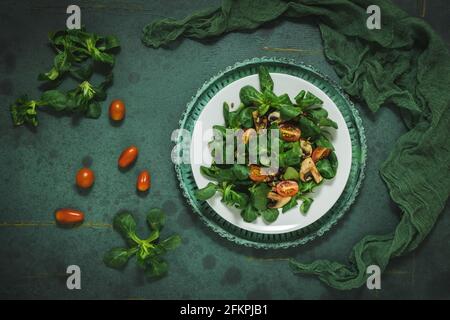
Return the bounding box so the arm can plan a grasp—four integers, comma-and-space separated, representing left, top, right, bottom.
174, 57, 366, 249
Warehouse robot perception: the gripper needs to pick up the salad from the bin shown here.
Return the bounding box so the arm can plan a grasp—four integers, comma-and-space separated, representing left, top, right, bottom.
195, 66, 338, 223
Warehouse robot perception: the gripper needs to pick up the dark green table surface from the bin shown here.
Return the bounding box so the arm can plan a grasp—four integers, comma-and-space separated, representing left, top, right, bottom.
0, 0, 449, 300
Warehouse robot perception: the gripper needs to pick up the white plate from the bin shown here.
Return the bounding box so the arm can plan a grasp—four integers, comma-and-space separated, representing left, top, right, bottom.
190, 72, 352, 234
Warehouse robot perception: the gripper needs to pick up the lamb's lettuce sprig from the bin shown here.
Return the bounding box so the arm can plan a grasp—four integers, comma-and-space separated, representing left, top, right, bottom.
10, 28, 120, 127
104, 209, 181, 279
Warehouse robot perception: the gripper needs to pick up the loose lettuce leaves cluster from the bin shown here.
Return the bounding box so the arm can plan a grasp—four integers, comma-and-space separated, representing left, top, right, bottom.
10, 28, 120, 127
104, 209, 181, 279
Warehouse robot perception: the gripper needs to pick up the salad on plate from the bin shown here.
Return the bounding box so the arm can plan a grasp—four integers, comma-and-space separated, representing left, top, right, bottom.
195, 66, 339, 223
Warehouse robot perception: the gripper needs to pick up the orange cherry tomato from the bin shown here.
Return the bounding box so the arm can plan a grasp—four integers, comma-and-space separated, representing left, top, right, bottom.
276, 180, 299, 197
249, 164, 269, 182
279, 124, 301, 142
55, 208, 85, 225
311, 147, 331, 163
118, 145, 139, 168
137, 170, 151, 192
76, 168, 95, 189
109, 99, 126, 121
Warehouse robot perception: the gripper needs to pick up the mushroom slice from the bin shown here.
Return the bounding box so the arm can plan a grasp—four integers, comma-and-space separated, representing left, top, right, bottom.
268, 111, 281, 123
252, 110, 268, 133
242, 128, 257, 144
300, 139, 312, 157
267, 192, 292, 209
299, 157, 323, 184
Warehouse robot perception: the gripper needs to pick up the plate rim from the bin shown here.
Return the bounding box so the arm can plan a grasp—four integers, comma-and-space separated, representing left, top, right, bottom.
174, 56, 367, 249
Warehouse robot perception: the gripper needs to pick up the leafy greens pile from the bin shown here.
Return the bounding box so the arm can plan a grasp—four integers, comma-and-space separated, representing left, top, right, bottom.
195, 66, 338, 223
104, 209, 181, 278
10, 28, 120, 127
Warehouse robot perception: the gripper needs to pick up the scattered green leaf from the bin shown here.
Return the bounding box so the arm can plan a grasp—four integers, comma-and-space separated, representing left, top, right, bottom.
104, 209, 180, 279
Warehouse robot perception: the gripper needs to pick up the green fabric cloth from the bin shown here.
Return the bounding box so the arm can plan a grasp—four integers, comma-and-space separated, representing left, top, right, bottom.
142, 0, 450, 289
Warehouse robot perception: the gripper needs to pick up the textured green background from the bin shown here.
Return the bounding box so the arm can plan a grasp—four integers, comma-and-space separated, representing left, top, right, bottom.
0, 0, 449, 299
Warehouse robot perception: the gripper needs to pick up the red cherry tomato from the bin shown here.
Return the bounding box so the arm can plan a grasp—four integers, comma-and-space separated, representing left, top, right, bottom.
76, 168, 95, 189
249, 164, 268, 182
109, 99, 126, 121
55, 208, 85, 225
118, 145, 139, 168
136, 170, 151, 192
279, 124, 301, 142
311, 147, 331, 163
276, 180, 299, 197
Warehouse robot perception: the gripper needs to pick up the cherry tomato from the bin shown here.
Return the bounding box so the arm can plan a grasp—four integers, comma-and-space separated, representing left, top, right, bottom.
118, 145, 139, 168
137, 170, 151, 192
249, 164, 269, 182
279, 124, 301, 142
312, 147, 331, 163
55, 208, 84, 225
109, 99, 126, 121
76, 168, 95, 189
276, 180, 299, 197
